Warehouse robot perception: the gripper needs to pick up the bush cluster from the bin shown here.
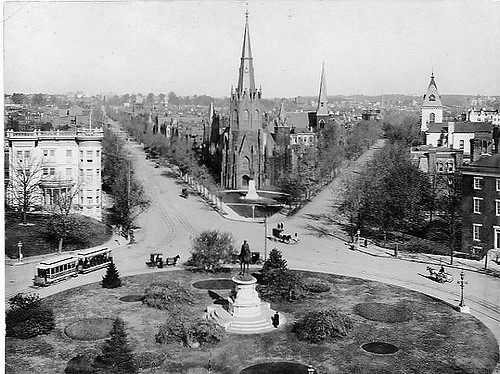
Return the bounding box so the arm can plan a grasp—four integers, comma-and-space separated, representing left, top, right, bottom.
257, 269, 304, 302
142, 281, 194, 310
6, 293, 55, 339
292, 309, 353, 343
155, 313, 224, 348
302, 277, 331, 293
186, 230, 237, 271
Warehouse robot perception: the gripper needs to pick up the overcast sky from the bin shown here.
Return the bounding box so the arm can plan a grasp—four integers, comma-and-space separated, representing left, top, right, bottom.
3, 0, 500, 97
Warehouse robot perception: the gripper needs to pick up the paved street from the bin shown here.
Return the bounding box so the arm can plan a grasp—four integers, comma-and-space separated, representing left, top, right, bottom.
5, 132, 500, 372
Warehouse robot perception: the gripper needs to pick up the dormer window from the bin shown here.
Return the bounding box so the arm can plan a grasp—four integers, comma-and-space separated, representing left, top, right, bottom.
429, 94, 436, 101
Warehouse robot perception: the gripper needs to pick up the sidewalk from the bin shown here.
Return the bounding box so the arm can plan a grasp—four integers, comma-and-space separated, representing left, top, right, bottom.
4, 232, 126, 267
352, 240, 500, 278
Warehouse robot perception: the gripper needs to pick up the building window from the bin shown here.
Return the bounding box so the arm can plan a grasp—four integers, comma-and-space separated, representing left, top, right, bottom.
96, 169, 100, 179
496, 200, 500, 216
96, 150, 100, 158
66, 150, 72, 157
497, 179, 500, 192
473, 177, 482, 190
447, 162, 453, 173
49, 168, 56, 176
429, 94, 435, 102
24, 150, 31, 158
43, 149, 48, 157
473, 224, 482, 241
86, 169, 93, 182
459, 140, 464, 150
429, 113, 435, 123
87, 197, 93, 205
80, 150, 84, 162
42, 168, 49, 176
17, 150, 23, 159
473, 197, 482, 214
437, 162, 443, 172
86, 150, 93, 162
66, 168, 72, 178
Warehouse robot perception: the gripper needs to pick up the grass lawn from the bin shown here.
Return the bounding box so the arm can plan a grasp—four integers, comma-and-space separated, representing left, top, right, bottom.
4, 212, 112, 258
5, 269, 499, 374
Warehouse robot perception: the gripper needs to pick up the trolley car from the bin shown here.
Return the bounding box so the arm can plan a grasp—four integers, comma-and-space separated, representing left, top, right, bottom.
33, 247, 113, 287
34, 255, 79, 286
77, 247, 113, 274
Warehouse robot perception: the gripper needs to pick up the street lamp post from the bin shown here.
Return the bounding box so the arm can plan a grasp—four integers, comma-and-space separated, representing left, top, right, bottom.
16, 241, 23, 264
457, 270, 469, 313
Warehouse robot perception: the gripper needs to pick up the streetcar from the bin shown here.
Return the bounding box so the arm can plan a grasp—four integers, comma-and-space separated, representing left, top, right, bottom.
34, 255, 79, 286
33, 247, 113, 287
77, 247, 113, 274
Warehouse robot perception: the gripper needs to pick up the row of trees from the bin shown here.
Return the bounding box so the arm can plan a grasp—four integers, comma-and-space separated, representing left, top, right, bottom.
102, 127, 150, 240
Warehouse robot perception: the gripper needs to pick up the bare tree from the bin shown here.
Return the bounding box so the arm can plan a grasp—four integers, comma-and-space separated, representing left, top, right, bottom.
45, 182, 84, 253
8, 153, 42, 224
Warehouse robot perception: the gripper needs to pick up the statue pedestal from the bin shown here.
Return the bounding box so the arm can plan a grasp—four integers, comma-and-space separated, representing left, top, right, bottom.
232, 275, 262, 318
205, 273, 285, 334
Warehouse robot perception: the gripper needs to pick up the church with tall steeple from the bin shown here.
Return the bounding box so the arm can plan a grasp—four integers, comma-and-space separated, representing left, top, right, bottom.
421, 72, 443, 132
221, 11, 272, 189
204, 12, 334, 190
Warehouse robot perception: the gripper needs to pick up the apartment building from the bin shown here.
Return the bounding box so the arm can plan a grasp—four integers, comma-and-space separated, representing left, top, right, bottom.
5, 128, 104, 221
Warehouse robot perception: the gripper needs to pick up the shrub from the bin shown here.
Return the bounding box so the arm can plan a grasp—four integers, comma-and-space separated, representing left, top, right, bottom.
303, 277, 331, 293
65, 353, 95, 374
6, 293, 55, 339
292, 309, 353, 343
155, 313, 224, 348
92, 318, 137, 374
142, 281, 194, 310
133, 351, 166, 370
261, 248, 287, 273
187, 230, 237, 271
102, 262, 122, 288
257, 269, 304, 302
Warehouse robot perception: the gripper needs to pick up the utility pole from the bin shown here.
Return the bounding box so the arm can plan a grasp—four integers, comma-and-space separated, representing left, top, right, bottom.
264, 215, 268, 261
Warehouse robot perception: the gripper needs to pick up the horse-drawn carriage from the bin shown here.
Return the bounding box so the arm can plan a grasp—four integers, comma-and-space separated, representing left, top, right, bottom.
146, 253, 180, 268
426, 266, 453, 283
268, 227, 299, 244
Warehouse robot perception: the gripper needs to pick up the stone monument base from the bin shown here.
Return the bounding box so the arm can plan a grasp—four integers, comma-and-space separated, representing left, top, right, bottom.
205, 274, 285, 334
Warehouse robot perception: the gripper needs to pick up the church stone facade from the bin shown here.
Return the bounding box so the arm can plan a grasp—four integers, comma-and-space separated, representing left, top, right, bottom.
204, 13, 332, 191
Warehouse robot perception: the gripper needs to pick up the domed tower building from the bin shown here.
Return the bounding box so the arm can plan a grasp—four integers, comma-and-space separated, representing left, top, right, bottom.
221, 12, 271, 190
421, 72, 443, 132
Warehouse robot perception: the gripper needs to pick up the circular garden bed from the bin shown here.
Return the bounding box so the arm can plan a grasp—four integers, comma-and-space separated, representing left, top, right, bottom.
64, 318, 115, 341
119, 294, 144, 302
192, 278, 234, 290
354, 302, 413, 323
240, 362, 316, 374
361, 342, 399, 355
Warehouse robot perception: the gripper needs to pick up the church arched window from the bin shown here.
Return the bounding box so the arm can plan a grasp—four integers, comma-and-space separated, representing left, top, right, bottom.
319, 119, 325, 129
429, 113, 435, 123
429, 94, 435, 101
254, 109, 260, 121
242, 156, 250, 171
243, 110, 249, 120
232, 110, 238, 123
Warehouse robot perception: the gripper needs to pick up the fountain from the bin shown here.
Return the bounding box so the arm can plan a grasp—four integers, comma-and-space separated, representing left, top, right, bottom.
243, 179, 261, 200
205, 273, 285, 334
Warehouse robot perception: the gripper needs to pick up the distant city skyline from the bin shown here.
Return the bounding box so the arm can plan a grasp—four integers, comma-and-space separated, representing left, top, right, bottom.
3, 0, 500, 97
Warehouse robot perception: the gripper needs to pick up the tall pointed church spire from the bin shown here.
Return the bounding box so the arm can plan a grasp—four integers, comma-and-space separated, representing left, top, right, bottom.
277, 99, 287, 126
237, 11, 256, 97
317, 63, 328, 116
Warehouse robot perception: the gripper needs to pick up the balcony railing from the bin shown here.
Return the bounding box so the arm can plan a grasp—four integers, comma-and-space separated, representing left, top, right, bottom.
5, 128, 103, 139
